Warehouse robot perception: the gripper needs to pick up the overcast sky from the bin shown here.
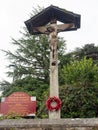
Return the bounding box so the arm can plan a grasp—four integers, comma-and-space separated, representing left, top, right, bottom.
0, 0, 98, 81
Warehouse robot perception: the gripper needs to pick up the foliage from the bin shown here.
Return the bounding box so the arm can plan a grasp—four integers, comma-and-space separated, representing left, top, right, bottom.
0, 6, 98, 118
0, 6, 66, 118
1, 76, 48, 110
3, 35, 49, 82
0, 112, 22, 120
60, 85, 98, 118
2, 35, 65, 84
64, 43, 98, 64
62, 57, 98, 87
60, 57, 98, 118
74, 43, 98, 62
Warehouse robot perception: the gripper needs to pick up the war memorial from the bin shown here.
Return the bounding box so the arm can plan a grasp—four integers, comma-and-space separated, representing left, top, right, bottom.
0, 5, 98, 130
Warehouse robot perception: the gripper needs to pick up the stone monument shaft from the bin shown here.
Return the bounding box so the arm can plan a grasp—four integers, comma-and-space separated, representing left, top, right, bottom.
25, 5, 80, 119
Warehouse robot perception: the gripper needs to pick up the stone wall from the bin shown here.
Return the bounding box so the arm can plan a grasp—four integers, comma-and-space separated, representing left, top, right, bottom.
0, 118, 98, 130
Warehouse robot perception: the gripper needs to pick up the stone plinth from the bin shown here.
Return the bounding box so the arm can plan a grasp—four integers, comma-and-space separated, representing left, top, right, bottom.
0, 118, 98, 130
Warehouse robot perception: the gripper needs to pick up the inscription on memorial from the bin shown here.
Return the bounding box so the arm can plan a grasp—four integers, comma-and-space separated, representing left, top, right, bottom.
0, 92, 36, 116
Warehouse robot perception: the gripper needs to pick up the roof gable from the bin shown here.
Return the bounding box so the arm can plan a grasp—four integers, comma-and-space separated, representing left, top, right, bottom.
25, 5, 81, 35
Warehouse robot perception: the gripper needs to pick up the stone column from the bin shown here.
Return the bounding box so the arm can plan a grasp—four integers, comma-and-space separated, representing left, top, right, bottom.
49, 21, 60, 119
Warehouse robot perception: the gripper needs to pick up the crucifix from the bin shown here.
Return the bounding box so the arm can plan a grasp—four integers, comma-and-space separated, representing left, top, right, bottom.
29, 20, 74, 119
25, 5, 80, 119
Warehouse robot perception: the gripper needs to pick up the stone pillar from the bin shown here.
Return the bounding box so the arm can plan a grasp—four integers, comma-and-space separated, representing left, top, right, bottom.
49, 21, 60, 119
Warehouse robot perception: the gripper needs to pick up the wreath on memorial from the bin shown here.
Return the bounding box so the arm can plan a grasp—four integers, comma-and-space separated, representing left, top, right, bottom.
46, 96, 62, 111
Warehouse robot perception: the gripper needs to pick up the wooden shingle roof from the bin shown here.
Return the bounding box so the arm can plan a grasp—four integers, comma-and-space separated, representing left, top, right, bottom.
25, 5, 81, 35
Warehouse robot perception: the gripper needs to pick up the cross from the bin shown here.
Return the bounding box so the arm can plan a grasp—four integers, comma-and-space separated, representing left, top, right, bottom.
25, 5, 80, 119
32, 19, 75, 119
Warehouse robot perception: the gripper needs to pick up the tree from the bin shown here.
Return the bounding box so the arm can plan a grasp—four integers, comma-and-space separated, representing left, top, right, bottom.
4, 35, 50, 82
60, 84, 98, 118
0, 6, 66, 118
60, 57, 98, 118
0, 75, 49, 118
2, 11, 66, 84
1, 6, 98, 118
61, 43, 98, 69
64, 43, 98, 64
62, 57, 98, 87
0, 35, 65, 92
75, 43, 98, 61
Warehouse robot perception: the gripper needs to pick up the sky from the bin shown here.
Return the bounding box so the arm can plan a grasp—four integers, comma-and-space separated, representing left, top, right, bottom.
0, 0, 98, 81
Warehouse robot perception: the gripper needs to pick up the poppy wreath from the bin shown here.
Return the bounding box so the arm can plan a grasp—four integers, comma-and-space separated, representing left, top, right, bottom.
46, 96, 62, 111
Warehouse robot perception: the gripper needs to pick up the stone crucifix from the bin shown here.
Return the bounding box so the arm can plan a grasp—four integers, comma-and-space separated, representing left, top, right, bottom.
32, 19, 74, 119
25, 5, 80, 119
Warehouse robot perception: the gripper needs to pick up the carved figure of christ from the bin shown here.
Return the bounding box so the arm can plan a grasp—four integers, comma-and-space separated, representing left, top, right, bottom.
32, 21, 74, 119
32, 22, 74, 65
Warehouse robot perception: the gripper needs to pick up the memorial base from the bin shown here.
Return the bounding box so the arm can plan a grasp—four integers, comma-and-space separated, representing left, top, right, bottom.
0, 118, 98, 130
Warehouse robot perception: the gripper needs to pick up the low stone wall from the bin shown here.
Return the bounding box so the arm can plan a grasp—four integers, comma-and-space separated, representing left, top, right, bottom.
0, 118, 98, 130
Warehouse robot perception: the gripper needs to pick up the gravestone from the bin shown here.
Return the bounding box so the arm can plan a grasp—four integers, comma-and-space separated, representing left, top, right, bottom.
0, 92, 36, 117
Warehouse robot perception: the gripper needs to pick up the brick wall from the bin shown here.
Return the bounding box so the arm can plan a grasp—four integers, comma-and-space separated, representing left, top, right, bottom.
0, 119, 98, 130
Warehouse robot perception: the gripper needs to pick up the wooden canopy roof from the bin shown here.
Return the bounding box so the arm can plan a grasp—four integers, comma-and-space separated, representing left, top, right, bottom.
25, 5, 81, 35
